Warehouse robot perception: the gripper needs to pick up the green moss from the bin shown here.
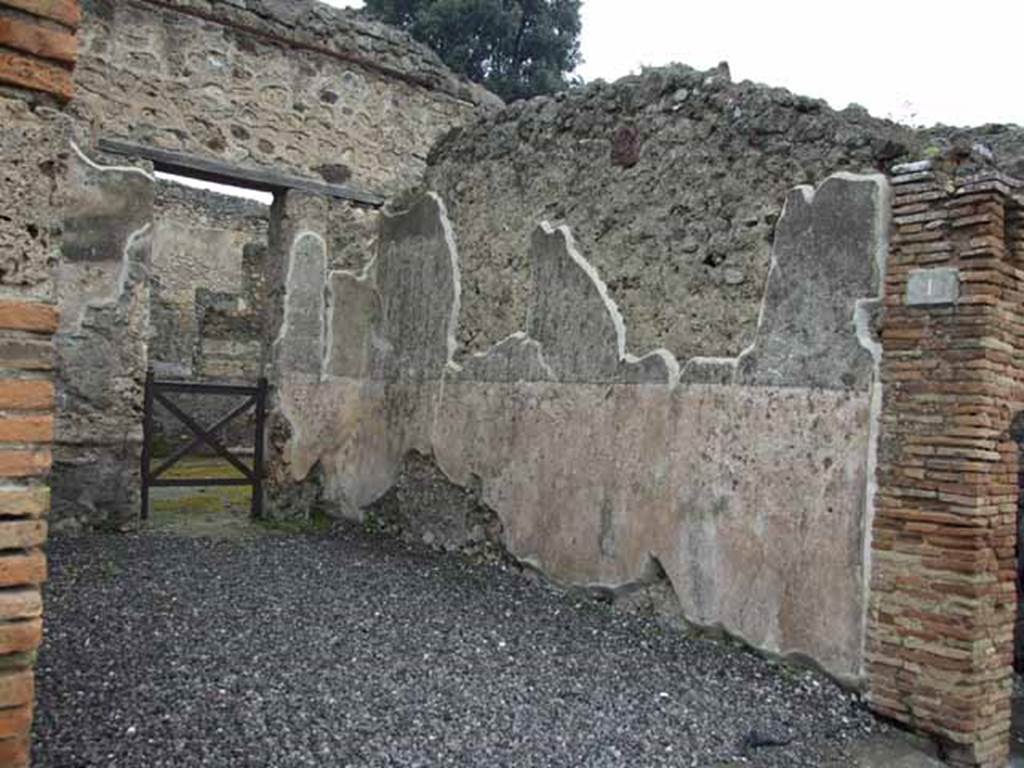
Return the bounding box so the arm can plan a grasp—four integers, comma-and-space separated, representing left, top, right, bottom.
159, 457, 249, 480
254, 510, 332, 536
149, 489, 251, 518
362, 509, 382, 536
150, 434, 175, 459
148, 457, 252, 518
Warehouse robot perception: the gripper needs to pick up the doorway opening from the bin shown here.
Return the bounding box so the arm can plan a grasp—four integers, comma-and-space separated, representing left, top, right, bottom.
145, 169, 274, 533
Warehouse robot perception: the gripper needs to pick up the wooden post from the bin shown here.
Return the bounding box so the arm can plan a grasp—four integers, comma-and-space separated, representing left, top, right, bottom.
252, 377, 268, 519
140, 369, 154, 521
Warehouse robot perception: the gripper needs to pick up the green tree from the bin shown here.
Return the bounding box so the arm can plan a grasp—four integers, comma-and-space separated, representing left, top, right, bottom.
364, 0, 582, 102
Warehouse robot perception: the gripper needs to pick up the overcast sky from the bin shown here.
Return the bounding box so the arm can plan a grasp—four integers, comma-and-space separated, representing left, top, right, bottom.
322, 0, 1023, 128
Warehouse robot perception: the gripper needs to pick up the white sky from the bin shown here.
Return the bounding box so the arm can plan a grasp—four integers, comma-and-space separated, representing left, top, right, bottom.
322, 0, 1023, 128
155, 171, 274, 204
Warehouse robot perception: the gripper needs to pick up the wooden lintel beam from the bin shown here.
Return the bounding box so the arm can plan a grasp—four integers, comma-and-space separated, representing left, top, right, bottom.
97, 138, 385, 207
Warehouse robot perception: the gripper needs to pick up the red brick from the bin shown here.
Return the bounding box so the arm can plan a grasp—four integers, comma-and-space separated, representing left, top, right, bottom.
0, 621, 41, 655
0, 339, 53, 371
0, 590, 40, 621
0, 451, 50, 478
0, 672, 33, 709
869, 175, 1021, 768
0, 416, 52, 444
0, 0, 81, 28
0, 552, 46, 587
0, 488, 49, 518
0, 704, 32, 740
0, 380, 53, 411
0, 522, 45, 550
0, 16, 76, 64
0, 51, 73, 100
0, 733, 29, 767
0, 302, 58, 335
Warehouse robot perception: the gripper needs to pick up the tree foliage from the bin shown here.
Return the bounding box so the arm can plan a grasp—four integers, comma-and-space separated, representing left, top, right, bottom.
364, 0, 582, 102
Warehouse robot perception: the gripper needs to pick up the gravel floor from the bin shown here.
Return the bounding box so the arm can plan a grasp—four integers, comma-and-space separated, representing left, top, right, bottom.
34, 523, 885, 767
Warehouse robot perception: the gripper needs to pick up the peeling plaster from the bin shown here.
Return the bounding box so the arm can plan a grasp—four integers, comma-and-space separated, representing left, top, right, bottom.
272, 174, 890, 681
433, 192, 462, 370
60, 143, 156, 333
69, 140, 157, 183
852, 173, 891, 678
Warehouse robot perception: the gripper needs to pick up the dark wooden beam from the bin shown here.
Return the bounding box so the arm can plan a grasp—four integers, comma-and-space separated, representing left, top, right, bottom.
98, 138, 385, 207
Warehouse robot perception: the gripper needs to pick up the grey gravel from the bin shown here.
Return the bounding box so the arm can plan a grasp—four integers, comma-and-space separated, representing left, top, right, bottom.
34, 524, 885, 767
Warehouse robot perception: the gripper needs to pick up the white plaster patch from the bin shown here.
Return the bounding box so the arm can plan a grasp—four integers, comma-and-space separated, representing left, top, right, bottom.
322, 259, 378, 380
451, 331, 558, 382
851, 172, 890, 679
539, 221, 629, 360
70, 140, 156, 182
430, 192, 462, 369
680, 173, 890, 391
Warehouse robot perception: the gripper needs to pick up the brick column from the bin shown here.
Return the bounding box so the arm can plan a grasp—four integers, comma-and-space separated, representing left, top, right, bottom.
868, 162, 1024, 767
0, 1, 80, 765
0, 307, 53, 767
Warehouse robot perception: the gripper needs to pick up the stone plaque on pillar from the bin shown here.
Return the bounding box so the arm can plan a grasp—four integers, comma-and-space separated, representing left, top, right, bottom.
906, 267, 960, 306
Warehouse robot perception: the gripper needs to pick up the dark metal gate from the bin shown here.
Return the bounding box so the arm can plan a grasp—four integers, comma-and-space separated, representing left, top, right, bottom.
141, 370, 268, 520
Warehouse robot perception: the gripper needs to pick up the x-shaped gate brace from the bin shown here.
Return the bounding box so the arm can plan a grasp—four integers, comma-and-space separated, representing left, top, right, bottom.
141, 370, 268, 520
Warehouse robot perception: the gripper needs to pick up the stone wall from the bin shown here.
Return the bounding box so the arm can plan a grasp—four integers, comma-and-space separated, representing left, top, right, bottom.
868, 165, 1024, 767
149, 182, 268, 379
71, 0, 498, 198
425, 65, 1024, 364
424, 65, 914, 361
267, 175, 888, 684
0, 0, 82, 765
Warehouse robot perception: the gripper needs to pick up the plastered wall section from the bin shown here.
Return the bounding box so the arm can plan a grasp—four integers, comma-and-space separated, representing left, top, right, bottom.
268, 173, 890, 683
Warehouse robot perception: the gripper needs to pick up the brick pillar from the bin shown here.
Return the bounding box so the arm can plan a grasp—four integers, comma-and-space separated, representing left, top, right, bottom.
0, 307, 53, 767
0, 1, 80, 765
868, 162, 1024, 767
